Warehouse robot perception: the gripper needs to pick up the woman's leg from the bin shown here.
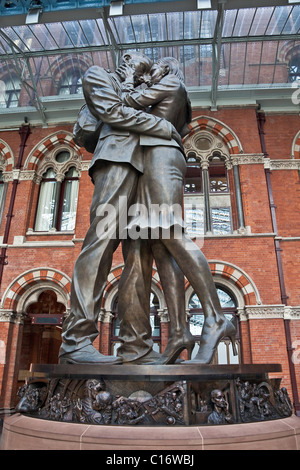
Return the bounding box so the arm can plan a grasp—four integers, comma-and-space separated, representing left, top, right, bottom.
161, 232, 237, 364
151, 239, 194, 362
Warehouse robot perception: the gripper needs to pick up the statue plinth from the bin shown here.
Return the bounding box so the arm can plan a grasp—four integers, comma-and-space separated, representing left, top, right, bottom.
15, 363, 293, 427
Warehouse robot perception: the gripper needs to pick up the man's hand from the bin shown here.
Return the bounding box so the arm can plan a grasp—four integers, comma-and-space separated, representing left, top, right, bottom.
119, 62, 135, 81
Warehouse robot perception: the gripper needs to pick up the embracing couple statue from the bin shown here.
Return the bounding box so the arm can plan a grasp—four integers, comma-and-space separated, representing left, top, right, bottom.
58, 52, 237, 366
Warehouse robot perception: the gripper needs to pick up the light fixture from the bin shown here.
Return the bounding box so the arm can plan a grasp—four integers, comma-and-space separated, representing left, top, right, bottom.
109, 0, 124, 17
26, 1, 43, 25
197, 0, 212, 9
288, 0, 300, 3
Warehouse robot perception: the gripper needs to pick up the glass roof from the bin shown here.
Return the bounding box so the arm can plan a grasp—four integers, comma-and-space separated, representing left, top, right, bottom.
0, 1, 299, 125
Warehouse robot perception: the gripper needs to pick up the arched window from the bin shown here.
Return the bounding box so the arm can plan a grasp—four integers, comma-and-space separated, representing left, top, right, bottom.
111, 292, 161, 355
183, 125, 245, 236
26, 290, 65, 325
34, 149, 79, 232
184, 153, 202, 194
188, 286, 240, 364
60, 167, 80, 231
208, 153, 231, 235
59, 70, 82, 96
0, 75, 21, 108
289, 55, 300, 83
18, 290, 66, 378
34, 168, 57, 231
184, 152, 232, 236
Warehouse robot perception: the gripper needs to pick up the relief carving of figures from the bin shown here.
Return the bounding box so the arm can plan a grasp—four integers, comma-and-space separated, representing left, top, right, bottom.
74, 379, 113, 425
145, 384, 185, 425
274, 387, 293, 417
207, 389, 233, 425
235, 378, 293, 422
16, 379, 187, 426
15, 382, 48, 414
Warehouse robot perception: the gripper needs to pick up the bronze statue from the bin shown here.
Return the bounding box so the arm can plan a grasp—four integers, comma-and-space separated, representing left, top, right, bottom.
117, 58, 237, 364
59, 53, 237, 366
59, 53, 185, 364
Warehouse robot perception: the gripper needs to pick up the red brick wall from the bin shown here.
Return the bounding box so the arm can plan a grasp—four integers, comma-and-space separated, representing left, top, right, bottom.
263, 114, 300, 159
191, 108, 261, 154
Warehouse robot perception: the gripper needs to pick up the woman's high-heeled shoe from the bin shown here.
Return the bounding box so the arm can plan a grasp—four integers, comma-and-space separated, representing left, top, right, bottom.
158, 330, 195, 364
184, 317, 237, 365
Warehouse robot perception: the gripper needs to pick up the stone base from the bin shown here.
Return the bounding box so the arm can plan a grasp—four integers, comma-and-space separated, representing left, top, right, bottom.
1, 413, 300, 450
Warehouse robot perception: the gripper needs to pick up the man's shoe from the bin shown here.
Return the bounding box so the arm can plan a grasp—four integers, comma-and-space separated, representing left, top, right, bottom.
59, 344, 123, 364
124, 349, 162, 365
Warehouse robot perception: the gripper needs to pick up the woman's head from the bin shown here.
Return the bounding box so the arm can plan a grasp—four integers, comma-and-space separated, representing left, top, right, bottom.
151, 57, 184, 84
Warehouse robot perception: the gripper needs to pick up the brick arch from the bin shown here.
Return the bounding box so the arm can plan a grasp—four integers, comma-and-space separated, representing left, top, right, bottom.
292, 131, 300, 159
0, 139, 14, 171
277, 41, 300, 64
48, 55, 92, 84
1, 268, 72, 312
184, 261, 260, 306
209, 261, 260, 306
185, 116, 243, 155
23, 131, 84, 172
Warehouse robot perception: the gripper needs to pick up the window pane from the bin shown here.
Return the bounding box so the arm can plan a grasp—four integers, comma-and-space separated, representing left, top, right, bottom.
216, 287, 236, 308
289, 56, 300, 83
60, 179, 79, 231
150, 315, 160, 337
217, 341, 228, 364
211, 207, 231, 235
189, 314, 204, 336
189, 293, 202, 309
0, 76, 21, 109
35, 180, 57, 231
56, 150, 70, 163
59, 72, 82, 96
209, 157, 228, 192
184, 163, 202, 193
113, 316, 120, 337
185, 205, 204, 239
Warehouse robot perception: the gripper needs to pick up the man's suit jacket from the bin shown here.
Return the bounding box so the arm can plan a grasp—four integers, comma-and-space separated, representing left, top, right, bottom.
82, 66, 174, 175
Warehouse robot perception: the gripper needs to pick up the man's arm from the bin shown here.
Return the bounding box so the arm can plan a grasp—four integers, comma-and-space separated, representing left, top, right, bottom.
122, 75, 178, 111
82, 66, 174, 140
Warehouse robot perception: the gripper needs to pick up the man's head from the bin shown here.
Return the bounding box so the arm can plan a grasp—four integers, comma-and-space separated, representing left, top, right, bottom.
118, 52, 153, 86
211, 389, 227, 409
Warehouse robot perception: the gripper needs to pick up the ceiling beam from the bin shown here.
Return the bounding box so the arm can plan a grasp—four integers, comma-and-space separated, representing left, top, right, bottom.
211, 0, 226, 110
0, 1, 297, 27
0, 33, 299, 62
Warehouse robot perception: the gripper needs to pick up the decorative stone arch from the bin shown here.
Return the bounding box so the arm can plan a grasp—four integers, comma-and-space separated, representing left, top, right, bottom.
185, 260, 261, 309
23, 131, 84, 173
292, 131, 300, 159
1, 268, 72, 313
277, 41, 300, 66
0, 139, 14, 172
48, 54, 92, 88
185, 116, 243, 157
